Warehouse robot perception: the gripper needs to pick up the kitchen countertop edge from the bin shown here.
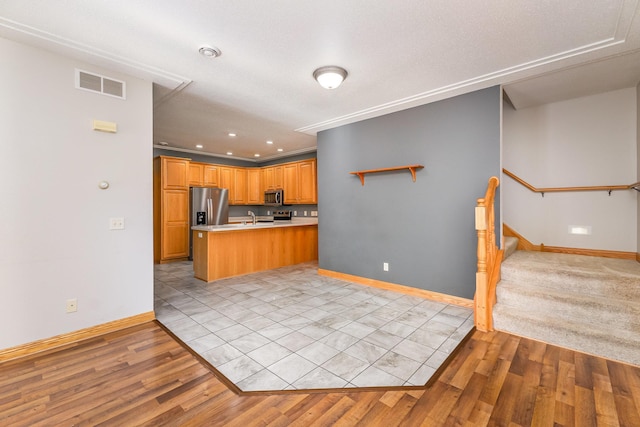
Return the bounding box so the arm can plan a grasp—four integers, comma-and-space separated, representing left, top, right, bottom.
192, 218, 318, 232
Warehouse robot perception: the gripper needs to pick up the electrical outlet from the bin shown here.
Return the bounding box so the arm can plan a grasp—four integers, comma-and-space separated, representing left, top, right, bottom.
109, 217, 125, 230
66, 298, 77, 313
311, 211, 318, 217
304, 211, 308, 216
383, 262, 389, 272
294, 211, 298, 216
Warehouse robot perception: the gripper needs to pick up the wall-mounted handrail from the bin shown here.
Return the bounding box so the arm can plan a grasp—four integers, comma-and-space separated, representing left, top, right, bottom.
474, 176, 502, 333
503, 168, 640, 196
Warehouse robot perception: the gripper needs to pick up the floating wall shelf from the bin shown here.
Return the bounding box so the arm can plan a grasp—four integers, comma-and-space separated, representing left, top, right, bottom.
350, 165, 424, 186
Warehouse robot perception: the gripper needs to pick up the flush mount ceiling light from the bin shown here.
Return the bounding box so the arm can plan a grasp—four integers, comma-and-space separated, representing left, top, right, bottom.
313, 66, 348, 89
199, 46, 222, 58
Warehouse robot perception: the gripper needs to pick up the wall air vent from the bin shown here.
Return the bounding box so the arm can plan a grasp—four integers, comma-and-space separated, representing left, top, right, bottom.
75, 69, 126, 99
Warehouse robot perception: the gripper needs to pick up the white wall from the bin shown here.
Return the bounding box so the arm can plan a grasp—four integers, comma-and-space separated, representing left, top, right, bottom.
0, 38, 154, 349
637, 82, 640, 255
503, 88, 637, 252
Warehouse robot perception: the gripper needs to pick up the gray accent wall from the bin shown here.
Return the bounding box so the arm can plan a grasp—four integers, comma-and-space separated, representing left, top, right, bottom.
317, 86, 501, 299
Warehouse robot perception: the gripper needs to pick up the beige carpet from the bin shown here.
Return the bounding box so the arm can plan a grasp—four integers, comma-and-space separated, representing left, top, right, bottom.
493, 250, 640, 366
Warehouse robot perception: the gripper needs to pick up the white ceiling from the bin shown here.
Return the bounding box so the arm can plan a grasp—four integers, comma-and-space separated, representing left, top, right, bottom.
1, 1, 639, 162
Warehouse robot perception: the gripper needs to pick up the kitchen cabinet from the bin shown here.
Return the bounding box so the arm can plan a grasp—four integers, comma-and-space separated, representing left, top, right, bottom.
283, 159, 317, 204
247, 168, 262, 204
262, 165, 284, 191
161, 190, 189, 259
283, 163, 299, 204
219, 166, 247, 204
162, 156, 189, 189
233, 168, 247, 204
203, 165, 219, 186
273, 166, 283, 190
193, 223, 318, 282
263, 167, 274, 191
188, 162, 204, 186
298, 160, 316, 203
154, 156, 190, 263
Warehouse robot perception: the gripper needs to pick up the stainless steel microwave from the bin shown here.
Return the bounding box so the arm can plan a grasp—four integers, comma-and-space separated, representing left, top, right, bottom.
264, 189, 284, 206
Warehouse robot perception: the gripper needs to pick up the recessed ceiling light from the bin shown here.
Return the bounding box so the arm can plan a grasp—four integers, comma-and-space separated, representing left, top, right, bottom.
228, 133, 236, 137
199, 46, 221, 58
195, 144, 203, 149
254, 154, 260, 157
226, 151, 233, 155
277, 148, 283, 152
158, 141, 169, 146
266, 140, 273, 145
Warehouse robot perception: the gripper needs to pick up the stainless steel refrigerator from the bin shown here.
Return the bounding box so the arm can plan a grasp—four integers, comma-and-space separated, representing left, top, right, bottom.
189, 187, 229, 259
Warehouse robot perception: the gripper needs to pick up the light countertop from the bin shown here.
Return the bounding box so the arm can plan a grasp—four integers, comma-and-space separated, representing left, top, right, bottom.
192, 217, 318, 232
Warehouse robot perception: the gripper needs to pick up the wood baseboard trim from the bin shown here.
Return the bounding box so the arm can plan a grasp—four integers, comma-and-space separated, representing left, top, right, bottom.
0, 311, 155, 363
540, 245, 637, 260
504, 223, 637, 261
503, 223, 540, 251
317, 269, 473, 308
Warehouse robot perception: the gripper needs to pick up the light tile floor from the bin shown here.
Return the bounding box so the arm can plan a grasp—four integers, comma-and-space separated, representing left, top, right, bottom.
154, 261, 474, 391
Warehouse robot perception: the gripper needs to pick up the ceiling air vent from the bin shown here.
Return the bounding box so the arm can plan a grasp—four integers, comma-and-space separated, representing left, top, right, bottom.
75, 69, 126, 99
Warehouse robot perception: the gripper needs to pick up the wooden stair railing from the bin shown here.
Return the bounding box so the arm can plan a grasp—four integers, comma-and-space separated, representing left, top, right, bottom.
474, 176, 503, 332
503, 168, 640, 196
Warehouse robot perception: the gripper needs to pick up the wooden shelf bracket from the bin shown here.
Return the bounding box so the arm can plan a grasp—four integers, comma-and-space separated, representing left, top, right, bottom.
350, 165, 424, 186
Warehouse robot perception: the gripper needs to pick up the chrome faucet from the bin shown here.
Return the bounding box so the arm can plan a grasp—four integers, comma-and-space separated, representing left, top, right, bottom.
248, 210, 257, 225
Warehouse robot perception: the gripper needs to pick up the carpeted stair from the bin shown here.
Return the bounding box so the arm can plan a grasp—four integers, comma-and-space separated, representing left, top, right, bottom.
493, 249, 640, 366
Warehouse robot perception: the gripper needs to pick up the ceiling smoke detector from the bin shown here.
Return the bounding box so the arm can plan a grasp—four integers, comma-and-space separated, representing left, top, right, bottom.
199, 46, 222, 58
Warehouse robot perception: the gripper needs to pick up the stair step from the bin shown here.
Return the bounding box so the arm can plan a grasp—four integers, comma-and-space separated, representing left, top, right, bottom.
493, 250, 640, 366
503, 236, 518, 260
500, 251, 640, 300
493, 307, 640, 366
496, 280, 640, 330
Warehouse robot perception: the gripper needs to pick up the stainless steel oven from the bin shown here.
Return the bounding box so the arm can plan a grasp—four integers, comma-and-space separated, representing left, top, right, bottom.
264, 189, 284, 206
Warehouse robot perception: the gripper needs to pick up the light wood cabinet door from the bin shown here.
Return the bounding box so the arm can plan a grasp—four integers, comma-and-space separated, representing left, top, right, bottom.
161, 189, 189, 259
283, 163, 299, 204
273, 166, 284, 189
247, 168, 262, 204
219, 166, 234, 194
298, 160, 317, 203
263, 167, 275, 191
162, 157, 189, 189
188, 162, 204, 186
219, 166, 244, 204
234, 168, 247, 204
203, 165, 219, 186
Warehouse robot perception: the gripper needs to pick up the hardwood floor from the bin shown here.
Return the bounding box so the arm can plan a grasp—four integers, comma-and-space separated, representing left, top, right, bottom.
1, 321, 639, 426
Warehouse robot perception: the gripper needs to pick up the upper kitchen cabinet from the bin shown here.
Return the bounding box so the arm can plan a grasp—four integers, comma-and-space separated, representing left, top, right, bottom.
263, 165, 284, 191
233, 168, 247, 204
247, 168, 262, 204
188, 162, 204, 186
162, 156, 189, 189
189, 162, 219, 187
283, 159, 317, 204
203, 164, 219, 187
298, 160, 317, 203
219, 166, 247, 205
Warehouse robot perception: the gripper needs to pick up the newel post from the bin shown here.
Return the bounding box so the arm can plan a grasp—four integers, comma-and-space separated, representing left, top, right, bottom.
475, 201, 490, 332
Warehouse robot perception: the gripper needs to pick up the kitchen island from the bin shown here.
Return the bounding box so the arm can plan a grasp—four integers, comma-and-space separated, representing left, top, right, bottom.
191, 218, 318, 282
